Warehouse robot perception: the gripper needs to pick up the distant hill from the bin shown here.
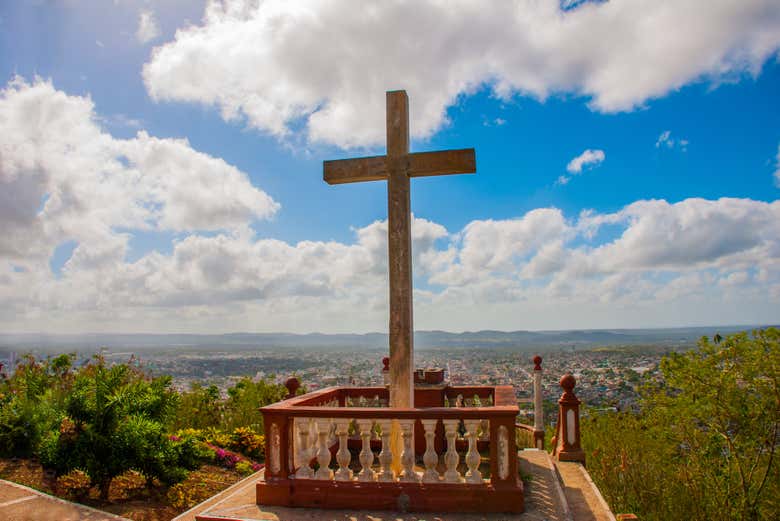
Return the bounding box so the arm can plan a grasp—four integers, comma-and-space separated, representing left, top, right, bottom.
0, 325, 774, 353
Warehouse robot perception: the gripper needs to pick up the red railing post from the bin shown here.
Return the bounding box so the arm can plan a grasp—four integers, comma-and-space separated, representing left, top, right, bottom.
258, 410, 292, 506
489, 412, 519, 491
553, 374, 586, 464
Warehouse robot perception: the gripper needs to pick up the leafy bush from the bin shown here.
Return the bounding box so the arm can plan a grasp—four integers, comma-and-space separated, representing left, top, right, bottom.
234, 460, 255, 476
0, 355, 72, 457
584, 329, 780, 521
203, 427, 232, 449
111, 470, 146, 500
169, 383, 222, 431
222, 377, 288, 433
230, 426, 265, 460
166, 480, 210, 510
56, 469, 91, 500
45, 356, 189, 498
0, 351, 280, 502
210, 445, 241, 469
170, 433, 214, 469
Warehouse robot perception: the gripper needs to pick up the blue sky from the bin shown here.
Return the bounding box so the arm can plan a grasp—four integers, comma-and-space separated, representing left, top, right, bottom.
1, 1, 779, 333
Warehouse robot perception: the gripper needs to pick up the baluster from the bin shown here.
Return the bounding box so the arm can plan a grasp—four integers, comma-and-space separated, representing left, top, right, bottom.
376, 419, 395, 482
295, 417, 314, 479
399, 419, 419, 482
421, 419, 440, 483
357, 419, 376, 481
497, 425, 510, 480
464, 419, 482, 484
334, 420, 353, 481
314, 419, 333, 479
358, 395, 367, 407
442, 419, 462, 483
479, 419, 490, 442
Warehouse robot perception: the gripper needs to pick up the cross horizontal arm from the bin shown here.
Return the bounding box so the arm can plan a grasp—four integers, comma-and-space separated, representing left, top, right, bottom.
323, 148, 476, 185
408, 148, 476, 178
323, 155, 387, 185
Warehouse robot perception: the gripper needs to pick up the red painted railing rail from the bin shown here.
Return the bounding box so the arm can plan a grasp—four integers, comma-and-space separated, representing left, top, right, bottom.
258, 384, 524, 513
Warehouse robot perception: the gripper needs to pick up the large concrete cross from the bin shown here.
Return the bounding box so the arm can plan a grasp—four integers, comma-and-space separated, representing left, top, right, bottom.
323, 90, 476, 409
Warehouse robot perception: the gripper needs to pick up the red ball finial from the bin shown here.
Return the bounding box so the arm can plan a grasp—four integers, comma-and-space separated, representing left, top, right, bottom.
382, 357, 390, 371
285, 376, 300, 398
533, 355, 542, 371
560, 373, 576, 392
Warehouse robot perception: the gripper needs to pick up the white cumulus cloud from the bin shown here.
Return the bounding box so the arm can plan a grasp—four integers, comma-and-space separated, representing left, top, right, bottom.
136, 9, 161, 44
1, 80, 778, 332
566, 149, 605, 174
558, 148, 604, 184
0, 77, 279, 264
1, 191, 778, 332
142, 0, 780, 148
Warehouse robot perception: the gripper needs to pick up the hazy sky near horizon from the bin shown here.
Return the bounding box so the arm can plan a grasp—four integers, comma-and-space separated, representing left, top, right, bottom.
1, 0, 779, 334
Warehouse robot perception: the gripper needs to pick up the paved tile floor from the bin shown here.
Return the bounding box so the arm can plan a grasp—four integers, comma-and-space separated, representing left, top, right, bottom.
175, 450, 571, 521
0, 479, 130, 521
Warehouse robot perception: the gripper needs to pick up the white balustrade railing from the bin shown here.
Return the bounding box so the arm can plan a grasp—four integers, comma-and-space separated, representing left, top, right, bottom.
289, 415, 511, 486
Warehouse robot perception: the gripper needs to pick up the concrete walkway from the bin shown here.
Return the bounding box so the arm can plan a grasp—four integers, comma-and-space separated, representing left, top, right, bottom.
174, 450, 574, 521
0, 479, 130, 521
555, 462, 615, 521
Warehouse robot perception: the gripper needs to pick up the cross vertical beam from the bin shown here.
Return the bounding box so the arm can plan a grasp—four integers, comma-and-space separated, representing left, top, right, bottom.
323, 90, 475, 416
386, 90, 414, 410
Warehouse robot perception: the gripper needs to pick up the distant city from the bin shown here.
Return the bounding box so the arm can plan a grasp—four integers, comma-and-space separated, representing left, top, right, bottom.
0, 325, 772, 419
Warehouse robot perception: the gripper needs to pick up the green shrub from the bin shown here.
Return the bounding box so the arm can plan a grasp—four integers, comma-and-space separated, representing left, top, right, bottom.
234, 460, 255, 476
222, 377, 287, 433
111, 470, 146, 500
170, 434, 214, 469
203, 427, 232, 448
584, 329, 780, 521
166, 477, 219, 510
169, 383, 222, 431
47, 356, 188, 498
56, 469, 91, 500
230, 426, 265, 460
0, 355, 72, 457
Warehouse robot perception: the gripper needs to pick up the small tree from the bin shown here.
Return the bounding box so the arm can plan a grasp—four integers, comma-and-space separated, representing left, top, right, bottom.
40, 356, 195, 499
0, 354, 74, 457
222, 377, 288, 433
170, 383, 223, 431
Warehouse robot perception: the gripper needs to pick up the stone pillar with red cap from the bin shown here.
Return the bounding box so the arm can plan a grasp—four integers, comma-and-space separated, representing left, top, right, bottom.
554, 373, 586, 464
532, 355, 545, 449
382, 356, 390, 386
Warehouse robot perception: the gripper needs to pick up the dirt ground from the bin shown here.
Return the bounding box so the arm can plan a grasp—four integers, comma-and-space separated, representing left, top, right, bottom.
0, 458, 244, 521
